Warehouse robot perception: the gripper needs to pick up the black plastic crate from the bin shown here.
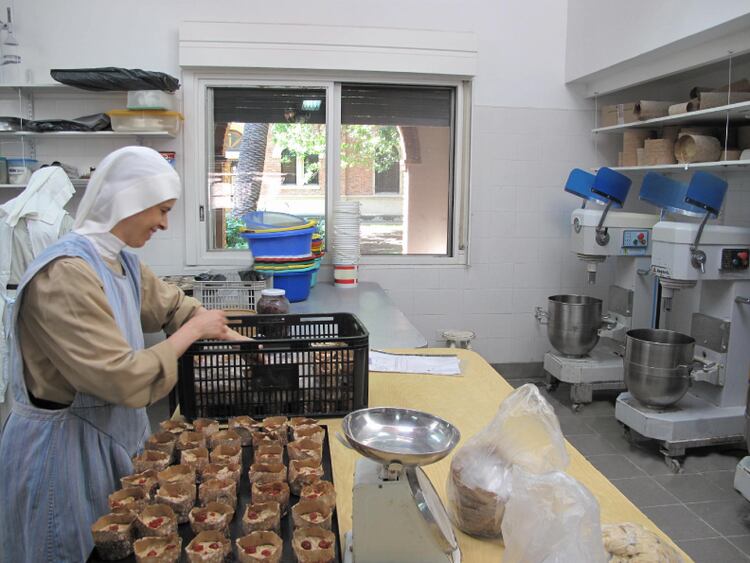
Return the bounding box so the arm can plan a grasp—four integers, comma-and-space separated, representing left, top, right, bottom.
177, 313, 369, 420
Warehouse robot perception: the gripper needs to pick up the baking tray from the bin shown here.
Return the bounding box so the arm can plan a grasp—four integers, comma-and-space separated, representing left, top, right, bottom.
89, 425, 340, 562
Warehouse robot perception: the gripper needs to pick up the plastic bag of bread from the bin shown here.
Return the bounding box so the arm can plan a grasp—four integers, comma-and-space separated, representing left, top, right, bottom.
501, 467, 606, 563
446, 383, 568, 537
602, 523, 683, 562
446, 446, 511, 537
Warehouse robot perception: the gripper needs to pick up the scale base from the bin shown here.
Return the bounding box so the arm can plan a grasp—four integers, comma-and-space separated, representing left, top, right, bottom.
616, 392, 745, 461
351, 458, 460, 563
544, 340, 625, 407
343, 531, 461, 563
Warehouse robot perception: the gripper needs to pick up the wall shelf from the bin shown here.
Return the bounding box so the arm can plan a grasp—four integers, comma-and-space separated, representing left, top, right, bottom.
592, 100, 750, 133
608, 159, 750, 173
0, 131, 175, 139
0, 83, 71, 89
0, 178, 89, 189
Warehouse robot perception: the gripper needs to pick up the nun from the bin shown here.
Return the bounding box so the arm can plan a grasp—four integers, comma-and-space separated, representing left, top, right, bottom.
0, 166, 76, 418
0, 146, 237, 562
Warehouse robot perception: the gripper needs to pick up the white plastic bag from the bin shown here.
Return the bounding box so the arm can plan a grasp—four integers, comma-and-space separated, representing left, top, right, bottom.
446, 384, 568, 537
502, 467, 607, 563
491, 383, 569, 473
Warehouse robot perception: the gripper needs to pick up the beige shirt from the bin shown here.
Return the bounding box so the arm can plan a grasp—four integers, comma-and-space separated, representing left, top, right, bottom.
18, 257, 201, 408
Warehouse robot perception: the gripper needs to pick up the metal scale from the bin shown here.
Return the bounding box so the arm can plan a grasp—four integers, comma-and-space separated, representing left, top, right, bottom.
338, 407, 462, 563
615, 172, 750, 472
540, 168, 658, 409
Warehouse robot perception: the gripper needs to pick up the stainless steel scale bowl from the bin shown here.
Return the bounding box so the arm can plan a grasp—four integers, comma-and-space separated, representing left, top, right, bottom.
339, 407, 462, 563
341, 407, 461, 467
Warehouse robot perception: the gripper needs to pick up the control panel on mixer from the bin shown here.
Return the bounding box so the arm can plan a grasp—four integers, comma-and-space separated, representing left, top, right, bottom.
622, 230, 649, 249
720, 248, 750, 271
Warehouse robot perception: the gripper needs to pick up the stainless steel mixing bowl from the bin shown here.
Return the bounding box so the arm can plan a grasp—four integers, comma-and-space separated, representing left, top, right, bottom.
341, 407, 461, 467
625, 328, 695, 408
546, 294, 603, 357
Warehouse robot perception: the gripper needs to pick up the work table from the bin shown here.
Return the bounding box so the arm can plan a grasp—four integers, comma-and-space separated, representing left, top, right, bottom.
290, 281, 427, 349
325, 348, 691, 562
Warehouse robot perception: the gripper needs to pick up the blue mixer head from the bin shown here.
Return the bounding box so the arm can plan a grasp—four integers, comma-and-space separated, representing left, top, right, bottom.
639, 172, 727, 217
685, 172, 727, 217
564, 167, 631, 207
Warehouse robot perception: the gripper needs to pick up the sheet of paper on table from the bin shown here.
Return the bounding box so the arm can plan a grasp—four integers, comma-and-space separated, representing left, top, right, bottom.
369, 350, 462, 376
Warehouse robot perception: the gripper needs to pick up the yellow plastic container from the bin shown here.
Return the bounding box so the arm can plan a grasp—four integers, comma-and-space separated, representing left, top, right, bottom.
108, 109, 183, 136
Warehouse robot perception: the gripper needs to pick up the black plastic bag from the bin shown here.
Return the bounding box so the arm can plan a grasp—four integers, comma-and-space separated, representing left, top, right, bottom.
50, 67, 180, 92
26, 113, 111, 132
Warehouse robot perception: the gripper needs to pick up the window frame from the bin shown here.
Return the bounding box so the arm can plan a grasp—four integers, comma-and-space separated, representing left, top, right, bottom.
182, 69, 470, 266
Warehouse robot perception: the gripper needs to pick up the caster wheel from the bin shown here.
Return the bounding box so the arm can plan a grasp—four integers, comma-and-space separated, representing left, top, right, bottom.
623, 427, 634, 444
665, 456, 682, 474
572, 403, 583, 413
545, 379, 560, 393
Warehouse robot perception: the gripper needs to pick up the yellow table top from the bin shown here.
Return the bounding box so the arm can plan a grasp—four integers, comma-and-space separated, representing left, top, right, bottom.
325, 348, 691, 562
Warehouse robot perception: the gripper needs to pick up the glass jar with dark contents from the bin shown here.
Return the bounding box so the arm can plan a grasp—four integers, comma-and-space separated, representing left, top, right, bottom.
256, 288, 290, 315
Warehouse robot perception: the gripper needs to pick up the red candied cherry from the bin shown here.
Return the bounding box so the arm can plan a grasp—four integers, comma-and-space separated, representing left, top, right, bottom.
147, 550, 157, 557
107, 524, 119, 531
244, 546, 257, 554
261, 549, 272, 556
308, 512, 319, 521
319, 540, 332, 549
209, 543, 220, 549
248, 511, 258, 519
192, 544, 204, 552
166, 544, 176, 550
148, 517, 163, 528
307, 492, 319, 499
138, 478, 146, 484
194, 513, 207, 522
301, 540, 312, 550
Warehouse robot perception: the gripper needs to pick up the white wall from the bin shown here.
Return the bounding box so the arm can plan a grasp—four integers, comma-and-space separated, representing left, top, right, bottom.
566, 0, 750, 83
2, 0, 613, 363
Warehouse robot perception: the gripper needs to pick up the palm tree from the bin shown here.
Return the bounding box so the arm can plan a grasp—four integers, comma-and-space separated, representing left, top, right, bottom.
233, 122, 269, 218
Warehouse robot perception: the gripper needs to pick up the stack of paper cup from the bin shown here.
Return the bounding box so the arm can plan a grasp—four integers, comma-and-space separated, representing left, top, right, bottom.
333, 201, 361, 288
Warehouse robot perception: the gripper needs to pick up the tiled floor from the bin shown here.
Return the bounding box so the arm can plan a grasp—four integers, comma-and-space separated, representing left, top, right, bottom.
497, 368, 750, 563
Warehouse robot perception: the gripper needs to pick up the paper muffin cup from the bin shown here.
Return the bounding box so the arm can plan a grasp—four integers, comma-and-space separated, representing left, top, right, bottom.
236, 530, 283, 563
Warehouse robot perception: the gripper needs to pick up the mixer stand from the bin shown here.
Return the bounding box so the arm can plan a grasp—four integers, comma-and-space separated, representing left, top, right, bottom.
617, 392, 746, 473
544, 339, 625, 411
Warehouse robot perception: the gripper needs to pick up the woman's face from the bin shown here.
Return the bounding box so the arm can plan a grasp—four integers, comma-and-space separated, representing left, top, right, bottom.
110, 199, 176, 248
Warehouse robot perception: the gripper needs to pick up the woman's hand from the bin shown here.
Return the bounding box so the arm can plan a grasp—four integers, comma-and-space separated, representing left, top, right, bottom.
187, 308, 230, 340
167, 308, 229, 357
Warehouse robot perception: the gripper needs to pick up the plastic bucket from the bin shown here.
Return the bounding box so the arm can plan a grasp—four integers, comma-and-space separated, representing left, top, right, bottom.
241, 226, 315, 258
272, 269, 314, 302
310, 258, 322, 287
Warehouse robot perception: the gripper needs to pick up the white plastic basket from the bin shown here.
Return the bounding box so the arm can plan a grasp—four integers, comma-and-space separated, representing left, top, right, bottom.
192, 280, 267, 312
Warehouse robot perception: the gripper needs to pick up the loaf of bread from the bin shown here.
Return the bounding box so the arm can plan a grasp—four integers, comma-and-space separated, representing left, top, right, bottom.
446, 448, 511, 538
602, 523, 683, 562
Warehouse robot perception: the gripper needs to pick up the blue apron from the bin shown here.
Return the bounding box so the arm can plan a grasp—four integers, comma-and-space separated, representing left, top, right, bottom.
0, 233, 151, 562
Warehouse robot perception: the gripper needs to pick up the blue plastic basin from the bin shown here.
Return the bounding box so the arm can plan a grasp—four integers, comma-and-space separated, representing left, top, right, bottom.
241, 226, 315, 258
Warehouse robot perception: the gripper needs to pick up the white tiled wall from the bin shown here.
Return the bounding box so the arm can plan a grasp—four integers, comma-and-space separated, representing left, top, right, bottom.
358, 105, 619, 362
1, 88, 748, 366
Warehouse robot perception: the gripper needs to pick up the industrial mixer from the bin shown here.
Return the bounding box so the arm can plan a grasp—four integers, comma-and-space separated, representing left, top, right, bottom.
536, 167, 658, 410
615, 172, 750, 472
